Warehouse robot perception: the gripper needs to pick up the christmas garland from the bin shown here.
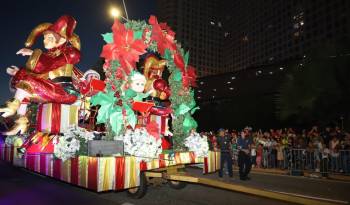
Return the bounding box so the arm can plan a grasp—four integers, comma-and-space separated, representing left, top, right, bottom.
91, 16, 198, 149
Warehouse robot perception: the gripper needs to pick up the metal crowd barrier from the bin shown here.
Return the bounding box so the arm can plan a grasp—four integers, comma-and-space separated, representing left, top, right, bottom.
228, 147, 350, 176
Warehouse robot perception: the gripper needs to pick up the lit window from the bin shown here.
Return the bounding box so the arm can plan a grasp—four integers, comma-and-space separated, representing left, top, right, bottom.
212, 96, 215, 98
210, 21, 215, 25
229, 87, 234, 90
258, 70, 262, 74
300, 21, 304, 26
280, 67, 284, 70
269, 71, 273, 75
213, 88, 217, 92
227, 81, 231, 84
218, 22, 222, 27
197, 96, 201, 99
231, 76, 236, 80
200, 81, 204, 85
198, 90, 202, 93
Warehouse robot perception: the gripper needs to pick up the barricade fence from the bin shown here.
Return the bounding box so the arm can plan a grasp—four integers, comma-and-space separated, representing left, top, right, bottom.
230, 148, 350, 176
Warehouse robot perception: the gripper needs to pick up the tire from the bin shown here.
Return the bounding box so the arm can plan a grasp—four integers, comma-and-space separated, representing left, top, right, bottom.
168, 180, 187, 190
126, 172, 148, 199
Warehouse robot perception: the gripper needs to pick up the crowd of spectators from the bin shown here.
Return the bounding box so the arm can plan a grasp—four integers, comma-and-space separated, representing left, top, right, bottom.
203, 126, 350, 174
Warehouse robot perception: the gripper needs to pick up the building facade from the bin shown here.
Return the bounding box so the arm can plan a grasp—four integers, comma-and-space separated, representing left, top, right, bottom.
156, 0, 350, 76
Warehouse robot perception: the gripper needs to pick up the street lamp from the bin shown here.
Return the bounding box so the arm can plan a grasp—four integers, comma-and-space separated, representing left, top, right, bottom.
110, 7, 128, 21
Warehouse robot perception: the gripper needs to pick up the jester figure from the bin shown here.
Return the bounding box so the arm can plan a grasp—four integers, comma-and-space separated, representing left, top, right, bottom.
0, 15, 81, 135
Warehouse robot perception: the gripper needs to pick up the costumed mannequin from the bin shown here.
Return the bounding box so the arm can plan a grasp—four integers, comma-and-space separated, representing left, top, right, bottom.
0, 15, 81, 135
125, 71, 153, 102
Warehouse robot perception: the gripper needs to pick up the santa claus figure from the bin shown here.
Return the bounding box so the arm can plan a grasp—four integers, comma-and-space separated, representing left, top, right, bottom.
0, 15, 81, 135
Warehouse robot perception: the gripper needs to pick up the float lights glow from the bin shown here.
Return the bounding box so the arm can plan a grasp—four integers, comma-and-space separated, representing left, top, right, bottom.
110, 7, 128, 21
110, 7, 121, 18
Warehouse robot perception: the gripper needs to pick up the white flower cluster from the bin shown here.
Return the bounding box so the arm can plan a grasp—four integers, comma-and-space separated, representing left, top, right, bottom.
184, 132, 209, 157
5, 136, 15, 145
117, 128, 162, 162
54, 126, 94, 161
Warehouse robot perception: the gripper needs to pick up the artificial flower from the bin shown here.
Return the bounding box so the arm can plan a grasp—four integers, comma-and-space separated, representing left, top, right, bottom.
149, 15, 177, 55
101, 20, 147, 75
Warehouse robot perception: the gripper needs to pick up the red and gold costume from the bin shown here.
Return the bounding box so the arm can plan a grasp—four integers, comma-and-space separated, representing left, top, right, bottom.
12, 15, 81, 104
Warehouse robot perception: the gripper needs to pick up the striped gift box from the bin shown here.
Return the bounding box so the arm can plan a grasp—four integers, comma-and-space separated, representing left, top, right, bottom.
36, 103, 79, 134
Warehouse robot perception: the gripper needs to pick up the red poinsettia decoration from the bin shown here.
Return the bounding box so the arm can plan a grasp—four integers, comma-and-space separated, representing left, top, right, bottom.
174, 53, 197, 88
149, 15, 177, 55
101, 20, 147, 75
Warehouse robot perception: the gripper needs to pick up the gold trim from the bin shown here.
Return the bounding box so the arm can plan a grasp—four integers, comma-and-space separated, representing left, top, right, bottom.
25, 23, 52, 48
25, 49, 42, 71
69, 33, 81, 50
48, 64, 73, 79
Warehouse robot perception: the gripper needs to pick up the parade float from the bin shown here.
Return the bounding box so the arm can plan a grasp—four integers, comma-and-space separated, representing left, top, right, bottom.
0, 15, 220, 198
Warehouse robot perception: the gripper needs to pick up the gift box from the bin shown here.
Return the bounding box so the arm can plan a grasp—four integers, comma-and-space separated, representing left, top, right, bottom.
36, 103, 79, 134
22, 132, 56, 154
81, 79, 106, 97
138, 114, 169, 136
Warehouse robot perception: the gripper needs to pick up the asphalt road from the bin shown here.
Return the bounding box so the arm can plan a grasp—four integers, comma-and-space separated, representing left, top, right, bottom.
0, 160, 349, 205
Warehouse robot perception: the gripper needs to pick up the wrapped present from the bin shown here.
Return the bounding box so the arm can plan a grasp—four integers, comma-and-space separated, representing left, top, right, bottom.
36, 103, 79, 134
22, 132, 56, 154
80, 79, 105, 97
138, 114, 169, 136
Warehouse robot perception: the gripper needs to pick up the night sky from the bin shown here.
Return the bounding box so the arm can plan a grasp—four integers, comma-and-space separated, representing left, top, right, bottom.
0, 0, 155, 102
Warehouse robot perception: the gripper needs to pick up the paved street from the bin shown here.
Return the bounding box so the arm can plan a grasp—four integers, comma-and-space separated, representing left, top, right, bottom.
0, 161, 349, 205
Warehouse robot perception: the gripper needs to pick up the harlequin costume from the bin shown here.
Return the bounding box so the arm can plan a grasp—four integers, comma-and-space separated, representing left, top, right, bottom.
0, 15, 81, 136
12, 15, 81, 104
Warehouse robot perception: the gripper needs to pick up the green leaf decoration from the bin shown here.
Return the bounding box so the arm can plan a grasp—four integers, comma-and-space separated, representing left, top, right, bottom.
176, 103, 191, 115
102, 33, 113, 43
91, 91, 117, 124
183, 114, 198, 134
190, 106, 200, 115
134, 30, 143, 40
125, 106, 137, 128
173, 70, 182, 81
109, 107, 123, 135
164, 49, 172, 61
184, 51, 190, 67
